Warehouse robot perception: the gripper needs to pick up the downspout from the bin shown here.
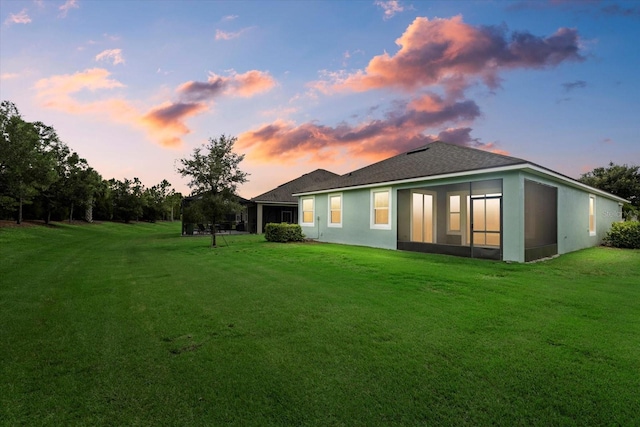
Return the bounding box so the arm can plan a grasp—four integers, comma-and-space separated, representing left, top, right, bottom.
315, 215, 321, 240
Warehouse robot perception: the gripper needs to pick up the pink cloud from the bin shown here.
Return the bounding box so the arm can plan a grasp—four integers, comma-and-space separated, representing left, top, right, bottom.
34, 68, 125, 111
34, 68, 276, 149
140, 102, 208, 147
5, 9, 31, 25
327, 16, 583, 95
59, 0, 79, 18
375, 0, 405, 20
178, 70, 276, 101
238, 94, 481, 162
95, 49, 125, 65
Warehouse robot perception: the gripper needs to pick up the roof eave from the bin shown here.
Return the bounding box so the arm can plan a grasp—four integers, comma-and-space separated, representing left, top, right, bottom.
293, 163, 629, 204
293, 164, 527, 196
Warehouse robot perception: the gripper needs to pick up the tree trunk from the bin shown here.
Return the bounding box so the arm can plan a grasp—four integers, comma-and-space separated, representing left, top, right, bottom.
17, 195, 23, 224
85, 203, 93, 223
69, 202, 74, 224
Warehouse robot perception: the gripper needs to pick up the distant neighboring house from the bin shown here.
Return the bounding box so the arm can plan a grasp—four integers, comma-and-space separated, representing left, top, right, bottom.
293, 142, 627, 262
247, 169, 339, 234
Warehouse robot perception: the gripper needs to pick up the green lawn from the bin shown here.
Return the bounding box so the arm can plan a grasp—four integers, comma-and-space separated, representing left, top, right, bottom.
1, 221, 639, 426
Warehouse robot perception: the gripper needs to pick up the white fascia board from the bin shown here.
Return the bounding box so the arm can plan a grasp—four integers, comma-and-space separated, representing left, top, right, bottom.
253, 200, 298, 206
293, 163, 629, 204
521, 164, 629, 203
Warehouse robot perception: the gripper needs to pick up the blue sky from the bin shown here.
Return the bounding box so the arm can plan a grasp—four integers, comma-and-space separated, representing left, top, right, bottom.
1, 0, 639, 197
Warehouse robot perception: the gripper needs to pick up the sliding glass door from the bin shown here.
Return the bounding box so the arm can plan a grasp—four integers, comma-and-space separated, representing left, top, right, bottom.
411, 192, 434, 243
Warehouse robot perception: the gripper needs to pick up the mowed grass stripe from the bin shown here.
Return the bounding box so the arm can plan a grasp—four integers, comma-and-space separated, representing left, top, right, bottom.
1, 222, 639, 426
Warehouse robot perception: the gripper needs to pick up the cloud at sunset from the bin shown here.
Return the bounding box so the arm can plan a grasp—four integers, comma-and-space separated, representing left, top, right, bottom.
375, 1, 405, 20
238, 94, 480, 162
178, 70, 276, 102
59, 0, 79, 18
215, 27, 253, 41
327, 16, 583, 95
5, 9, 31, 25
95, 49, 125, 65
243, 15, 585, 164
34, 68, 125, 111
34, 68, 276, 148
140, 102, 208, 147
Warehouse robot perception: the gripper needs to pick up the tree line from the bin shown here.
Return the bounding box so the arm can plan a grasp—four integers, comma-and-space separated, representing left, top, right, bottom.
0, 100, 182, 224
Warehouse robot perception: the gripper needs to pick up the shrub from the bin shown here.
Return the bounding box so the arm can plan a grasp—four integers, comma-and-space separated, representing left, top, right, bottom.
264, 223, 305, 243
603, 221, 640, 249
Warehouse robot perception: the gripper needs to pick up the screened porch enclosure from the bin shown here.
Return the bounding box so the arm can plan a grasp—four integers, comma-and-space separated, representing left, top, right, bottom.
397, 179, 503, 260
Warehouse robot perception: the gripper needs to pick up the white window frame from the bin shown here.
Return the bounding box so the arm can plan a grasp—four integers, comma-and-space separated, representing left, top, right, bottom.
328, 193, 343, 228
447, 192, 464, 235
589, 194, 596, 236
370, 188, 392, 230
301, 196, 315, 226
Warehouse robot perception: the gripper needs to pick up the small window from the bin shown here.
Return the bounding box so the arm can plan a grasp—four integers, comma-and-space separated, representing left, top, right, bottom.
589, 195, 596, 236
371, 188, 391, 229
448, 194, 461, 233
301, 197, 314, 226
328, 193, 342, 227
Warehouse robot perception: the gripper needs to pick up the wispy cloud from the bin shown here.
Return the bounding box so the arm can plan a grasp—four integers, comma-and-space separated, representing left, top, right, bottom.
95, 49, 125, 65
222, 14, 239, 21
34, 68, 124, 104
1, 72, 20, 80
215, 27, 253, 41
601, 4, 640, 17
5, 9, 31, 25
562, 80, 587, 91
374, 0, 404, 20
59, 0, 79, 18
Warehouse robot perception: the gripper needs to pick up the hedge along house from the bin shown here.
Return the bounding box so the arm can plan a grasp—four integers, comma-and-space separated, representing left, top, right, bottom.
293, 142, 626, 262
247, 169, 339, 234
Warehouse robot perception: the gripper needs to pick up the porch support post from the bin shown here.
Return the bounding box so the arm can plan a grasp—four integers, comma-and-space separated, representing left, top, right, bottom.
257, 203, 264, 234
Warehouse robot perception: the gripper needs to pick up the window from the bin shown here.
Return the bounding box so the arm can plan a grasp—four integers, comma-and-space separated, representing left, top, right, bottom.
472, 196, 501, 247
301, 197, 314, 226
328, 194, 342, 227
371, 188, 391, 229
448, 194, 461, 233
589, 195, 596, 236
411, 192, 434, 243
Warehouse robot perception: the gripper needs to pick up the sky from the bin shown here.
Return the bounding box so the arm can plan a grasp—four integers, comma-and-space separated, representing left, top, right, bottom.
1, 0, 639, 198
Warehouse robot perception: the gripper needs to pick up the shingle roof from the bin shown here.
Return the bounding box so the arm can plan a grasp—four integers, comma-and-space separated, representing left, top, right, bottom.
296, 142, 528, 193
251, 169, 340, 203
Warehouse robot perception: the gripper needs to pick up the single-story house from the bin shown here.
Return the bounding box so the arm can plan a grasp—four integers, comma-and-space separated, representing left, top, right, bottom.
247, 169, 339, 234
293, 141, 626, 262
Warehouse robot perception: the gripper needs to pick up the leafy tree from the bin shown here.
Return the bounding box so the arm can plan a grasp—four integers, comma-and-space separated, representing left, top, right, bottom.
110, 178, 145, 223
143, 179, 177, 222
0, 102, 58, 223
67, 162, 102, 223
166, 191, 182, 222
579, 163, 640, 219
92, 179, 114, 221
177, 134, 248, 246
